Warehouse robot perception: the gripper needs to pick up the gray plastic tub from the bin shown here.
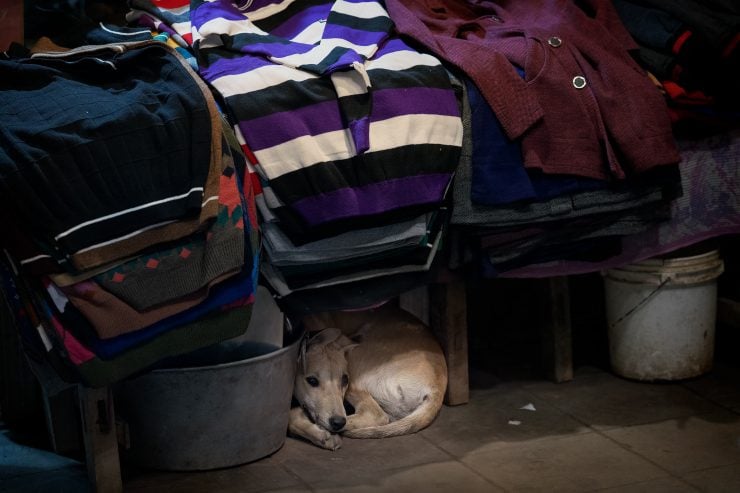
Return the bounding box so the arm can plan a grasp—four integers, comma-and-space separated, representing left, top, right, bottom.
115, 288, 303, 470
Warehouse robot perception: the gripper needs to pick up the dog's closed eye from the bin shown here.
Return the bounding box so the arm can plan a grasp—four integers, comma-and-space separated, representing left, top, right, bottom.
306, 376, 319, 387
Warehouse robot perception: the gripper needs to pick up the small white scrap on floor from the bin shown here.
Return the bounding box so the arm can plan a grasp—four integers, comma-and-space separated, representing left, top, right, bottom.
519, 403, 536, 411
508, 420, 522, 426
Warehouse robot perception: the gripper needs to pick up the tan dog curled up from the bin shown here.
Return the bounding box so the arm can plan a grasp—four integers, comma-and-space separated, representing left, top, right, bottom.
289, 305, 448, 450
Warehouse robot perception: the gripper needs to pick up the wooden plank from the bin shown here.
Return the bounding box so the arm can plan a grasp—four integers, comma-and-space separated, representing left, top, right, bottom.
429, 280, 469, 406
78, 386, 123, 493
541, 277, 573, 383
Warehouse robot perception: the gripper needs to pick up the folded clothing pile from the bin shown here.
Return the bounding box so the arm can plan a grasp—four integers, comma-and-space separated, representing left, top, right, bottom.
0, 41, 260, 387
382, 0, 684, 277
125, 0, 463, 314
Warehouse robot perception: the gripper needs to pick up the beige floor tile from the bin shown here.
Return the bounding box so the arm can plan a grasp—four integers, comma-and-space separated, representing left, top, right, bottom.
682, 463, 740, 493
603, 412, 740, 475
273, 431, 451, 484
420, 384, 590, 457
461, 431, 666, 492
524, 371, 722, 430
251, 489, 314, 493
595, 477, 700, 492
309, 460, 504, 492
122, 459, 304, 493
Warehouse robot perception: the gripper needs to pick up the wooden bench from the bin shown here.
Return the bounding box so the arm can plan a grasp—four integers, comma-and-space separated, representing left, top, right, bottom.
401, 275, 574, 407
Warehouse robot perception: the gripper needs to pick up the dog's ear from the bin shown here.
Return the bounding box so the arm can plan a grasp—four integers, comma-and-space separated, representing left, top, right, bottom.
298, 336, 308, 375
335, 334, 360, 354
308, 327, 342, 348
341, 343, 359, 355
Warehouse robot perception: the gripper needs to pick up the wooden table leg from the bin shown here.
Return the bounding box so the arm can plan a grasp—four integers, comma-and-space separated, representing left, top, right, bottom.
541, 277, 574, 383
429, 281, 469, 406
400, 281, 470, 406
78, 386, 122, 493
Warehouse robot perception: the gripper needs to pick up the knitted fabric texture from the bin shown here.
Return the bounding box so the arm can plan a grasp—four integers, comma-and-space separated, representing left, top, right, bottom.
94, 126, 246, 311
57, 269, 239, 339
384, 0, 681, 180
129, 0, 462, 241
0, 41, 219, 269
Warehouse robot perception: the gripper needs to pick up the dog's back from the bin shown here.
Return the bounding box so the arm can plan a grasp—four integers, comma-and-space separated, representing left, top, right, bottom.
344, 307, 447, 438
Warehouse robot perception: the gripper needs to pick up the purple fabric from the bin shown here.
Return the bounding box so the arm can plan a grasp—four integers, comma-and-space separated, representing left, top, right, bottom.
136, 14, 175, 36
371, 87, 459, 121
502, 128, 740, 277
269, 3, 332, 39
240, 86, 458, 152
321, 49, 365, 74
374, 38, 418, 57
323, 24, 388, 48
199, 53, 274, 80
238, 40, 314, 59
242, 0, 291, 12
239, 100, 343, 151
349, 117, 370, 154
292, 173, 452, 226
191, 0, 245, 28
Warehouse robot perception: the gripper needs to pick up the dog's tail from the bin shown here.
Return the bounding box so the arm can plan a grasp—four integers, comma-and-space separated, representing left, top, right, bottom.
342, 389, 444, 439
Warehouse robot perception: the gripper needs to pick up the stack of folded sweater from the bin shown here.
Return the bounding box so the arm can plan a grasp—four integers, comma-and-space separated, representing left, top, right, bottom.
0, 41, 260, 387
125, 0, 463, 314
384, 0, 684, 276
450, 80, 682, 276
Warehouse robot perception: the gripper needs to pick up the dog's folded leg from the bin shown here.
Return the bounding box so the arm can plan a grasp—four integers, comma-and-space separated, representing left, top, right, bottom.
344, 388, 389, 431
288, 407, 342, 450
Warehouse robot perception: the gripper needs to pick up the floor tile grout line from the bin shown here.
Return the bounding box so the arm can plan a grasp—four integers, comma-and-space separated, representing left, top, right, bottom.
416, 432, 512, 492
270, 450, 322, 493
679, 381, 740, 416
679, 461, 740, 482
588, 420, 708, 485
308, 455, 513, 493
518, 378, 738, 434
446, 390, 688, 486
591, 408, 740, 434
455, 459, 512, 492
429, 385, 602, 461
585, 476, 702, 492
444, 413, 689, 493
568, 393, 740, 485
275, 460, 315, 493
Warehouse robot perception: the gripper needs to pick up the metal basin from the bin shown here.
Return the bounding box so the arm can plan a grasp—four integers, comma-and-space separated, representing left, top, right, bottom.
115, 290, 303, 470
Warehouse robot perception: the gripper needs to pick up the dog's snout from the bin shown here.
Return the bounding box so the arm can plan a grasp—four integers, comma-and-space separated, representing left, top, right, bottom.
329, 415, 346, 431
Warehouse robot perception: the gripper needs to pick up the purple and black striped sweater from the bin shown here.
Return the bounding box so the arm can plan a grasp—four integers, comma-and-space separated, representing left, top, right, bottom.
130, 0, 463, 239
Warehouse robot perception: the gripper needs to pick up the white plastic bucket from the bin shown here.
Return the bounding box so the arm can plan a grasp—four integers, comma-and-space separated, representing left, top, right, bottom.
603, 250, 724, 381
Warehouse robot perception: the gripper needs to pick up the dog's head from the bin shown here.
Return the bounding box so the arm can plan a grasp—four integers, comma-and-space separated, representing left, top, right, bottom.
294, 328, 357, 433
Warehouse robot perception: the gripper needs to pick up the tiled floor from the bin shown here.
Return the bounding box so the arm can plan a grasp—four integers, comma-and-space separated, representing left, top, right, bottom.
2, 362, 739, 492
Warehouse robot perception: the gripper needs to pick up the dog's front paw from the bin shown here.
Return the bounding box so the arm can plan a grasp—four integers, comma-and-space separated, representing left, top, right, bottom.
318, 430, 342, 451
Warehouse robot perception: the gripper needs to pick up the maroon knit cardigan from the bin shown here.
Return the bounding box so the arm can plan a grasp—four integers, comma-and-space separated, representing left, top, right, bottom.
384, 0, 681, 180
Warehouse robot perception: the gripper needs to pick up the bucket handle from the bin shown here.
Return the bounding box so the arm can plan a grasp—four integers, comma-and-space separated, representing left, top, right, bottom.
608, 276, 671, 328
